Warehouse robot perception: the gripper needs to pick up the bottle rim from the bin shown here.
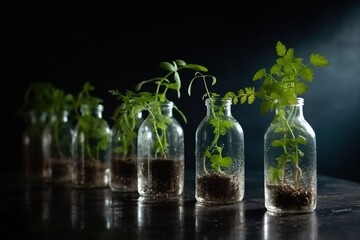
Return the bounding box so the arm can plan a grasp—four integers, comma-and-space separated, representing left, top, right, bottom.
205, 97, 232, 106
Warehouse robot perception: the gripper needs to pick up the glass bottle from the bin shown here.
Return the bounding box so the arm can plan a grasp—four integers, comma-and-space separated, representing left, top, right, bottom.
264, 97, 317, 214
195, 97, 245, 205
21, 111, 32, 177
72, 104, 111, 188
24, 110, 51, 179
137, 101, 184, 198
110, 110, 143, 192
45, 109, 74, 182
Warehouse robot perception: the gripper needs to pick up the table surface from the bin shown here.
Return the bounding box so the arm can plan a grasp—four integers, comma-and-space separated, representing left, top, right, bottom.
1, 171, 360, 239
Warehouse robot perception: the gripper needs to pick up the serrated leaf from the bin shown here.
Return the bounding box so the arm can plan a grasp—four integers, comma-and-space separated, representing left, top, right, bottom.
253, 68, 266, 81
276, 41, 286, 56
300, 66, 314, 81
240, 95, 247, 104
310, 53, 329, 67
248, 94, 255, 104
294, 82, 308, 95
284, 48, 295, 60
270, 64, 281, 74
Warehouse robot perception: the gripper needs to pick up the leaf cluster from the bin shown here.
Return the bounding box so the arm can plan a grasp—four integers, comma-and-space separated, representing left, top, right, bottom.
74, 81, 103, 118
131, 59, 209, 157
75, 82, 110, 160
109, 89, 151, 156
18, 82, 74, 118
226, 41, 329, 114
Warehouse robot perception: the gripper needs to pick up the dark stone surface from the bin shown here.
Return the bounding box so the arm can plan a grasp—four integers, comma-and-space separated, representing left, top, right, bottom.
1, 171, 359, 239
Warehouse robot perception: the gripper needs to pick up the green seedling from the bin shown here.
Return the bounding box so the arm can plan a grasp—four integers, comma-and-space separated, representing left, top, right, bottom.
188, 72, 234, 174
135, 59, 208, 158
225, 41, 329, 186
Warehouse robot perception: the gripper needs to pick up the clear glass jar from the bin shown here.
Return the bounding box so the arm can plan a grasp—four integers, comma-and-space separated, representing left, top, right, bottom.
195, 97, 245, 205
21, 111, 32, 177
110, 110, 143, 192
264, 97, 317, 214
23, 110, 51, 179
44, 110, 74, 182
137, 101, 184, 198
72, 104, 111, 188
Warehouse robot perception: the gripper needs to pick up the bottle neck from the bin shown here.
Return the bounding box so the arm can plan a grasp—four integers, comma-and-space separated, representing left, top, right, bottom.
206, 97, 232, 117
29, 110, 48, 124
275, 98, 304, 119
80, 104, 104, 118
55, 110, 69, 123
148, 101, 173, 117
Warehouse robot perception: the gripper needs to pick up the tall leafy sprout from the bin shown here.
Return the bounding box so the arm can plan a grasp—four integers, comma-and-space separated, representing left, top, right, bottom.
135, 59, 208, 158
108, 90, 152, 157
188, 72, 234, 173
74, 82, 110, 160
225, 41, 329, 186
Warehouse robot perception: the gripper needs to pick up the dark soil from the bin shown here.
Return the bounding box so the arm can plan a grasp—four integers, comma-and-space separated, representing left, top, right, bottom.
74, 160, 108, 188
28, 138, 50, 179
50, 158, 73, 182
267, 184, 313, 210
138, 158, 184, 197
110, 157, 137, 191
197, 173, 242, 204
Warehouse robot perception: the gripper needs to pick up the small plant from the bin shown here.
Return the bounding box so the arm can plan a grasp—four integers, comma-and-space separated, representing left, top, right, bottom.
189, 72, 245, 204
135, 59, 209, 197
74, 82, 110, 161
226, 41, 329, 211
47, 87, 74, 158
18, 82, 58, 178
226, 41, 329, 187
188, 72, 234, 174
72, 82, 111, 188
135, 59, 208, 158
107, 89, 151, 191
108, 90, 150, 157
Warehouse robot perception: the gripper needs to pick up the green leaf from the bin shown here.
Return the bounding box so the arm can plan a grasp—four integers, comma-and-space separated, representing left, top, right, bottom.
219, 156, 232, 167
270, 64, 281, 75
160, 62, 175, 71
253, 68, 266, 81
276, 41, 286, 56
296, 135, 307, 144
185, 64, 208, 72
310, 53, 329, 67
175, 59, 186, 67
300, 66, 314, 81
294, 82, 308, 95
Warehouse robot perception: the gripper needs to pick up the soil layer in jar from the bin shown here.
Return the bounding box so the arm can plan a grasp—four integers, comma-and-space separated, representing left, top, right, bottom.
74, 160, 107, 188
267, 184, 313, 210
139, 158, 184, 197
197, 173, 242, 204
110, 157, 137, 191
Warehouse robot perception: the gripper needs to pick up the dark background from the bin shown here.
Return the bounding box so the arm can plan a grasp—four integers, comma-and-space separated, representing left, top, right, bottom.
3, 1, 360, 181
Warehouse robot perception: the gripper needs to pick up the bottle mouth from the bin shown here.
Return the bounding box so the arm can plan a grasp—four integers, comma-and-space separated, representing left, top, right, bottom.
148, 101, 174, 108
205, 97, 232, 106
297, 97, 304, 105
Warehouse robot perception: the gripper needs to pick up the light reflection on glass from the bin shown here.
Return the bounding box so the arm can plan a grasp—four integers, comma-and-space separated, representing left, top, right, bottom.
262, 211, 318, 240
195, 202, 245, 239
70, 188, 112, 231
137, 196, 184, 239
